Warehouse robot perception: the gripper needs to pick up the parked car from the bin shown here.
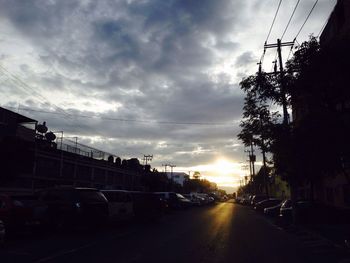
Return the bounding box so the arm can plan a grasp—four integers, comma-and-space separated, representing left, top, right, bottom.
264, 203, 282, 217
0, 193, 43, 235
240, 195, 253, 205
183, 194, 201, 206
37, 187, 109, 228
234, 196, 242, 203
101, 190, 134, 221
195, 193, 211, 205
279, 199, 293, 221
193, 194, 207, 206
251, 195, 269, 206
155, 192, 182, 209
176, 194, 192, 208
130, 191, 163, 220
254, 199, 282, 212
208, 196, 215, 204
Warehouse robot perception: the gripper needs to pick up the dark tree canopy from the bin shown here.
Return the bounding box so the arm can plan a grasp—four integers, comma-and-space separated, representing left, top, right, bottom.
238, 35, 350, 193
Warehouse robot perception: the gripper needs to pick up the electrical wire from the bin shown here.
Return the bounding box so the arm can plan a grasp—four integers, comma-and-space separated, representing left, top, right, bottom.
265, 0, 284, 44
0, 65, 74, 120
295, 0, 319, 40
0, 65, 115, 132
281, 0, 300, 40
260, 0, 284, 66
3, 106, 234, 126
317, 13, 331, 38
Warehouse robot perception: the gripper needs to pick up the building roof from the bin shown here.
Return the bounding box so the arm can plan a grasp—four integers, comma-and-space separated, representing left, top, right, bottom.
0, 107, 37, 124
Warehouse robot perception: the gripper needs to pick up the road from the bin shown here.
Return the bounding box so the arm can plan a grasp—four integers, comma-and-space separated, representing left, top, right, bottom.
1, 202, 349, 263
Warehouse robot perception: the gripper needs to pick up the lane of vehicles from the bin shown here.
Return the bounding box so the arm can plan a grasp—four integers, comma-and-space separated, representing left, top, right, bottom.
235, 194, 293, 220
0, 188, 218, 242
236, 193, 350, 231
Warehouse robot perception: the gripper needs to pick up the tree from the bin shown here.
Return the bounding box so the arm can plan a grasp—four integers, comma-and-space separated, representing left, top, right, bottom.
238, 71, 280, 194
193, 171, 201, 180
238, 37, 324, 194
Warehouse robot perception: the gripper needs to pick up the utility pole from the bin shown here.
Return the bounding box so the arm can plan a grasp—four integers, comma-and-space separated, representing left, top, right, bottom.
244, 149, 252, 180
250, 141, 256, 179
163, 164, 176, 191
257, 65, 269, 196
162, 164, 168, 173
169, 164, 176, 181
142, 154, 153, 165
264, 39, 294, 125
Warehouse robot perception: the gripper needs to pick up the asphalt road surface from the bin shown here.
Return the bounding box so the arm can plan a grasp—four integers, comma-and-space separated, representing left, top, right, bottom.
1, 202, 349, 263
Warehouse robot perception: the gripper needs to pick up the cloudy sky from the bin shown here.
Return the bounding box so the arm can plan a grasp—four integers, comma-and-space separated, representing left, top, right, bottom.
0, 0, 337, 192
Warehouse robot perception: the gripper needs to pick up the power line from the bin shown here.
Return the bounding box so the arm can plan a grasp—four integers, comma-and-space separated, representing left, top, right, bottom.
265, 0, 284, 44
267, 0, 318, 71
295, 0, 319, 40
317, 9, 333, 38
260, 0, 283, 66
0, 65, 71, 119
281, 0, 300, 40
0, 65, 90, 133
3, 106, 234, 126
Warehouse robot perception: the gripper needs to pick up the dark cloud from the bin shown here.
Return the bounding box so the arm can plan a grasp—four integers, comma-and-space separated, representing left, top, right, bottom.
235, 51, 257, 68
0, 0, 337, 172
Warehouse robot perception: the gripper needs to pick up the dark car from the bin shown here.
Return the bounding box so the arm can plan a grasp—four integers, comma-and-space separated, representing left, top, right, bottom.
155, 192, 182, 210
130, 192, 163, 220
254, 199, 282, 212
240, 195, 252, 205
279, 199, 293, 221
0, 193, 43, 235
183, 194, 201, 206
37, 187, 109, 228
264, 203, 282, 217
176, 194, 192, 208
251, 195, 269, 206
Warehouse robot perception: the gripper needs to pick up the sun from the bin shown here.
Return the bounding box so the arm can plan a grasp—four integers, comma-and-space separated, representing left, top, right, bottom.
212, 159, 235, 176
175, 158, 246, 190
202, 158, 247, 188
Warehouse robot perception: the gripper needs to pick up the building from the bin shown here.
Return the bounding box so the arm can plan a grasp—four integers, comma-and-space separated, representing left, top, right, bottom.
290, 0, 350, 209
320, 0, 350, 46
0, 107, 145, 192
0, 107, 37, 190
165, 172, 189, 186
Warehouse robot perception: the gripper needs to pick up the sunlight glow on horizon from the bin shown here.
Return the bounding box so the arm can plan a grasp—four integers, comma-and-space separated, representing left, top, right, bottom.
174, 158, 252, 189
